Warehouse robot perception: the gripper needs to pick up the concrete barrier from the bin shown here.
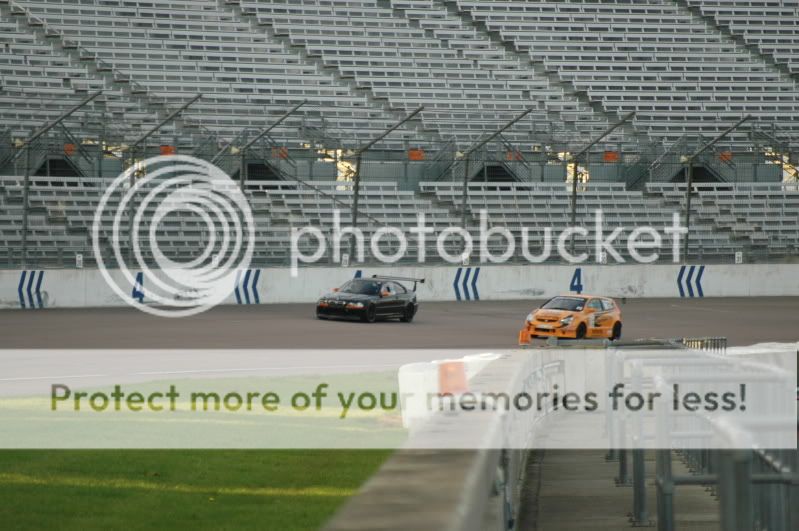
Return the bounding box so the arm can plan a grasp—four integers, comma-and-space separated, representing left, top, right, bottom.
1, 263, 798, 310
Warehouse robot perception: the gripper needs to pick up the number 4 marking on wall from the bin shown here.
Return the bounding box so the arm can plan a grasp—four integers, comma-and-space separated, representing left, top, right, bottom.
570, 268, 584, 294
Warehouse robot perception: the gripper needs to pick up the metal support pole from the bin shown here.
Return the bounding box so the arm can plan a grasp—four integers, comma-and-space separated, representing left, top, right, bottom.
349, 151, 364, 258
718, 450, 754, 531
20, 90, 102, 267
682, 115, 751, 261
459, 155, 472, 234
632, 448, 650, 525
348, 106, 424, 257
239, 150, 246, 190
656, 450, 676, 531
21, 145, 31, 266
617, 449, 630, 486
570, 158, 579, 255
569, 111, 636, 255
683, 162, 694, 262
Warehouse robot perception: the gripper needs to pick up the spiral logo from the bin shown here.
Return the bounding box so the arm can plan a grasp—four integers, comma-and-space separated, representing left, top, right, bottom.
92, 155, 255, 317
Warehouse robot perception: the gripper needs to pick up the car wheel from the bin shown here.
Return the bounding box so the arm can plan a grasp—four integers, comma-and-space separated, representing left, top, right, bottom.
611, 322, 622, 340
362, 304, 377, 323
400, 304, 415, 323
575, 323, 587, 339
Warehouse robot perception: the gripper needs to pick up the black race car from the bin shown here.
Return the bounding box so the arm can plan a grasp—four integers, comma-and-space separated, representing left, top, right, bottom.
316, 276, 424, 323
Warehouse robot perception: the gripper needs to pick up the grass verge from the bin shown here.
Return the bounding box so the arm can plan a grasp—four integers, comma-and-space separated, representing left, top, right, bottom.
0, 450, 390, 531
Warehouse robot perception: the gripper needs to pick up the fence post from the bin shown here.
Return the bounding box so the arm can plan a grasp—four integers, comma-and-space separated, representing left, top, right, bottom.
718, 450, 754, 531
656, 450, 675, 531
631, 447, 650, 525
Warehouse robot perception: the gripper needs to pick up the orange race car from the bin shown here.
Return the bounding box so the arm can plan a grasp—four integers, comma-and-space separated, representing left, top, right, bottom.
518, 294, 622, 344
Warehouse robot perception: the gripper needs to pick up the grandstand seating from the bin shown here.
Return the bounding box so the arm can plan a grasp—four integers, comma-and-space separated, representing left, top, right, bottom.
239, 0, 616, 145
3, 0, 404, 145
1, 1, 797, 266
3, 174, 796, 266
2, 0, 796, 151
455, 0, 799, 149
684, 0, 799, 75
647, 181, 799, 253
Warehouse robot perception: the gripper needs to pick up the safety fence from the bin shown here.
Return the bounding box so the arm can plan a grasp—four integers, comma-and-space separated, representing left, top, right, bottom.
324, 340, 796, 530
607, 339, 797, 530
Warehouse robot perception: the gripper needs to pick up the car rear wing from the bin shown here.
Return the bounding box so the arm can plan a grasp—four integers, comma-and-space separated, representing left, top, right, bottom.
371, 275, 426, 292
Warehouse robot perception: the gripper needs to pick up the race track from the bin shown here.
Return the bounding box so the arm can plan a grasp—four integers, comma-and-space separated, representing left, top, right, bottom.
1, 297, 797, 349
0, 297, 796, 396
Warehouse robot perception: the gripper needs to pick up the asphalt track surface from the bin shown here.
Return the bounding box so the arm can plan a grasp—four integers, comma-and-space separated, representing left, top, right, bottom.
0, 298, 796, 395
1, 297, 797, 349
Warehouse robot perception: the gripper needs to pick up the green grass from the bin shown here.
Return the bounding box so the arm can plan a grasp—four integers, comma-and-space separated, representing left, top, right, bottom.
0, 450, 391, 531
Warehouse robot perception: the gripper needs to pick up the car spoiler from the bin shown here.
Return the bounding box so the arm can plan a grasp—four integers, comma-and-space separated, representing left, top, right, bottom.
371, 275, 426, 292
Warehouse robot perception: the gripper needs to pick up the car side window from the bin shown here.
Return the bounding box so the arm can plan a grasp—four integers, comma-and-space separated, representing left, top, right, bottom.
391, 282, 407, 294
383, 284, 393, 295
601, 299, 615, 311
588, 299, 603, 311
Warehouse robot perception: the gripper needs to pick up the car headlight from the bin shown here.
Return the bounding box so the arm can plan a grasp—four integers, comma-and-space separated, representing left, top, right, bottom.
347, 302, 365, 309
560, 316, 574, 326
526, 312, 534, 323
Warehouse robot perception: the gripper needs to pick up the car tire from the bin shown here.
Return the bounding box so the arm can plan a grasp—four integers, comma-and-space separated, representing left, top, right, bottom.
362, 304, 377, 323
400, 304, 415, 323
611, 322, 622, 340
575, 323, 587, 339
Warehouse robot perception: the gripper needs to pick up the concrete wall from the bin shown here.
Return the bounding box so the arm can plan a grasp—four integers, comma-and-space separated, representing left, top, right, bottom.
2, 263, 797, 310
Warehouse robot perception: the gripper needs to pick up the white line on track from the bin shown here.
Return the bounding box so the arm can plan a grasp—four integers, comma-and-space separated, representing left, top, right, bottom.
133, 363, 401, 376
0, 374, 108, 382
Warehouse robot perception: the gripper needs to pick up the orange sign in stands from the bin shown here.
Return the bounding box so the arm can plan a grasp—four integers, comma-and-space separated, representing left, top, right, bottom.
272, 146, 289, 160
408, 148, 425, 161
63, 143, 76, 156
438, 361, 468, 395
719, 151, 733, 162
603, 150, 620, 163
506, 150, 523, 161
159, 145, 176, 156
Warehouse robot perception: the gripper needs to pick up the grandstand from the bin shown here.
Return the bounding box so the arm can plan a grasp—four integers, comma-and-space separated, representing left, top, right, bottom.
0, 0, 797, 266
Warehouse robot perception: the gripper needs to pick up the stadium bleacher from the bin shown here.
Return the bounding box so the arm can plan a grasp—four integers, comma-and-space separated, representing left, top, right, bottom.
456, 0, 799, 149
3, 174, 798, 266
684, 0, 799, 75
0, 0, 797, 266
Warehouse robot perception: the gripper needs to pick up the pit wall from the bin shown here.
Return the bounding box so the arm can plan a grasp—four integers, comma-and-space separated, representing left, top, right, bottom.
2, 263, 798, 310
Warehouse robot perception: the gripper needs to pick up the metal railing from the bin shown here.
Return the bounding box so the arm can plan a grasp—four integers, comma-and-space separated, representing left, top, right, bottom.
606, 338, 797, 530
